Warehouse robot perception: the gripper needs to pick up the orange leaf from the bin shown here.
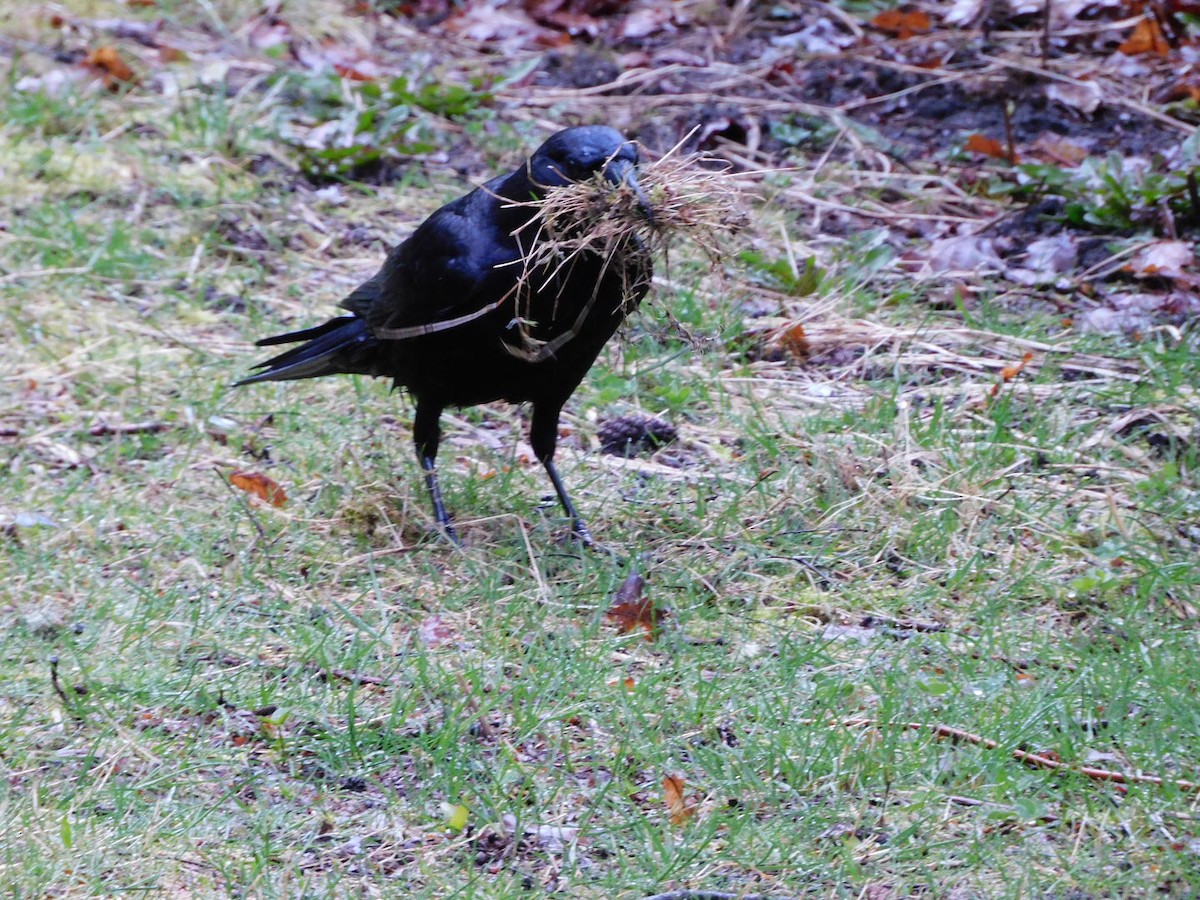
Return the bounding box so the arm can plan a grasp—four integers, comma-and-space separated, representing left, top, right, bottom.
333, 62, 376, 82
663, 773, 697, 825
990, 352, 1034, 396
605, 573, 664, 640
769, 322, 810, 360
606, 677, 638, 690
1118, 18, 1170, 57
83, 45, 138, 89
230, 471, 287, 507
1000, 351, 1035, 382
965, 133, 1015, 162
870, 8, 932, 39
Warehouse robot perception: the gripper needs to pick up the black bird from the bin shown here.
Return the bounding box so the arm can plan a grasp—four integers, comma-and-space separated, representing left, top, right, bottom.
237, 126, 653, 546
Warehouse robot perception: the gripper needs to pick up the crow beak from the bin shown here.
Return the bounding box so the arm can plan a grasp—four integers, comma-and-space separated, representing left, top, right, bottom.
604, 158, 654, 227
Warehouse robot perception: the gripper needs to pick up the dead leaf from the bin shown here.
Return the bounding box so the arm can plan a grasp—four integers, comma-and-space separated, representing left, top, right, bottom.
662, 773, 697, 825
766, 322, 810, 361
1126, 240, 1193, 280
1028, 134, 1089, 166
616, 6, 675, 40
605, 573, 664, 640
230, 471, 287, 507
1045, 80, 1102, 116
529, 6, 602, 37
443, 4, 562, 45
83, 46, 138, 90
991, 351, 1035, 396
771, 20, 859, 54
1078, 294, 1160, 334
944, 0, 987, 26
247, 13, 292, 50
870, 8, 932, 39
293, 39, 387, 80
1119, 18, 1170, 56
926, 234, 1004, 275
964, 133, 1016, 163
418, 615, 455, 647
1006, 233, 1079, 286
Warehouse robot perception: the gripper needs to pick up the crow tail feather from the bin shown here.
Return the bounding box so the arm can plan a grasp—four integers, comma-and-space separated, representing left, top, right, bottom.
234, 316, 380, 386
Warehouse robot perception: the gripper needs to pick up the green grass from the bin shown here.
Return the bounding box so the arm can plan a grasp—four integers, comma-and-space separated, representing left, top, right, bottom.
3, 4, 1200, 897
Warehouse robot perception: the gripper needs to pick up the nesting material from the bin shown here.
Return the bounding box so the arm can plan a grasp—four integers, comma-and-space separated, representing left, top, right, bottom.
502, 151, 749, 358
519, 152, 749, 267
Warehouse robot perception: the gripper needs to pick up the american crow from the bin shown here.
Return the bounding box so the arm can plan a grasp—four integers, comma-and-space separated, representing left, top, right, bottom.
237, 126, 653, 546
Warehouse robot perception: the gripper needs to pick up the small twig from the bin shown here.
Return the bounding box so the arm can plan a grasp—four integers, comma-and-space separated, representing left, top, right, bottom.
215, 653, 391, 687
88, 420, 169, 437
802, 718, 1200, 793
860, 614, 945, 633
49, 656, 70, 705
1041, 0, 1053, 64
973, 652, 1078, 673
310, 664, 391, 687
49, 656, 86, 720
1002, 101, 1018, 164
0, 265, 92, 285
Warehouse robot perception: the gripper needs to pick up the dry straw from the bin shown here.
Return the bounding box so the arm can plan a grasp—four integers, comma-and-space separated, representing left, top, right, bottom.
501, 148, 750, 360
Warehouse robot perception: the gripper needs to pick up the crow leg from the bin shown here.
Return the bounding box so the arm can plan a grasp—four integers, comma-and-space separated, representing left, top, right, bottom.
543, 457, 595, 546
413, 402, 459, 546
531, 403, 596, 547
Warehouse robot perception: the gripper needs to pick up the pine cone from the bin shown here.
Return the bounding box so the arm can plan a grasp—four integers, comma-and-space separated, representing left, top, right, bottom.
597, 414, 678, 457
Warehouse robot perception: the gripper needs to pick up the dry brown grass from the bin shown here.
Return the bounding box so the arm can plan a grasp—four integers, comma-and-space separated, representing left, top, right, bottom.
495, 152, 749, 360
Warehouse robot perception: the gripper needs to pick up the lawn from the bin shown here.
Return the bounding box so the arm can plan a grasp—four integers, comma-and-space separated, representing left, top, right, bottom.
2, 1, 1199, 897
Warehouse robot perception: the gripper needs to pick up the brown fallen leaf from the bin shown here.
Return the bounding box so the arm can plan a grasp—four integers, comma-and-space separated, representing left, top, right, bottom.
1125, 240, 1193, 280
870, 8, 932, 39
83, 45, 138, 90
991, 351, 1035, 396
230, 471, 287, 507
605, 572, 664, 640
965, 133, 1016, 163
1029, 134, 1089, 166
767, 322, 810, 361
1119, 17, 1170, 56
1045, 80, 1102, 116
662, 773, 697, 825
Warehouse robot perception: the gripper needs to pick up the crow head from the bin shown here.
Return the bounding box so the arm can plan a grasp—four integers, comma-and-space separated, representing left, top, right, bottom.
527, 126, 652, 222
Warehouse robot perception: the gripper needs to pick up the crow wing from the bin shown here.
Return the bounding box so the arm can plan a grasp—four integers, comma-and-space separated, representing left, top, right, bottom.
339, 178, 522, 338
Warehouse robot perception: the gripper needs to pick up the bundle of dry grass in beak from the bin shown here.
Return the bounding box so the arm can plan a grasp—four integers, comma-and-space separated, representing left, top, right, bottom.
518, 150, 750, 273
500, 149, 749, 359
